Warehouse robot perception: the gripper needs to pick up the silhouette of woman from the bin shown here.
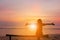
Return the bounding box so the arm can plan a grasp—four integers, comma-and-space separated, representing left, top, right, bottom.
36, 19, 43, 40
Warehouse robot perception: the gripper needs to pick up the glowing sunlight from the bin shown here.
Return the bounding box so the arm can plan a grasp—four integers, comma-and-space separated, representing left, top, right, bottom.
28, 23, 37, 32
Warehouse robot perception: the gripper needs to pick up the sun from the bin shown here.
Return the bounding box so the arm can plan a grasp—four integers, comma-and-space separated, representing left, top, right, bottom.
28, 23, 37, 32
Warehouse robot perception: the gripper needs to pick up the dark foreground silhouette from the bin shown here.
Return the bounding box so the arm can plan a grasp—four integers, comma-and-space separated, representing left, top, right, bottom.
0, 34, 60, 40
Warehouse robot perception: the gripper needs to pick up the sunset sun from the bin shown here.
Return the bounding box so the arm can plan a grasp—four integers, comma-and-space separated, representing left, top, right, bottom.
28, 23, 37, 31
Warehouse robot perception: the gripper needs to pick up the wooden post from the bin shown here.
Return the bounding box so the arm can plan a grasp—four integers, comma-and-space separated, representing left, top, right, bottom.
6, 34, 12, 40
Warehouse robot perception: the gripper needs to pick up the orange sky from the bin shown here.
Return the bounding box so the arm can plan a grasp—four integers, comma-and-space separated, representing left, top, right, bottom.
0, 0, 60, 35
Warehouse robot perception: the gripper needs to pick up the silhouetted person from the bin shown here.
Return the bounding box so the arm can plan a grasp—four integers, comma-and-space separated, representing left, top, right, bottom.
25, 19, 55, 40
36, 19, 55, 40
36, 19, 43, 40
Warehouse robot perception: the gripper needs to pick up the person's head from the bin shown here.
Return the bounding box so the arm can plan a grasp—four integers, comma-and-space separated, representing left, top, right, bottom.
37, 19, 42, 23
